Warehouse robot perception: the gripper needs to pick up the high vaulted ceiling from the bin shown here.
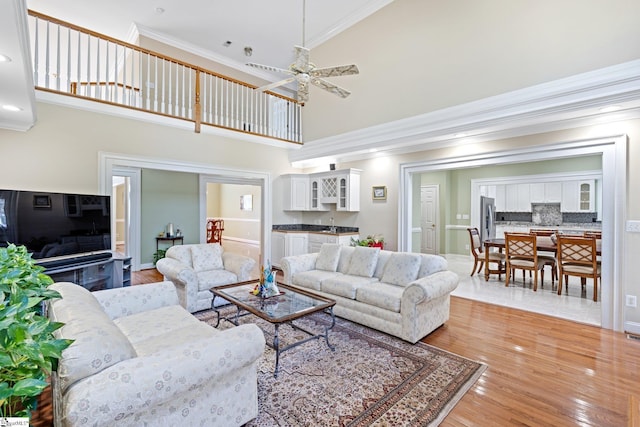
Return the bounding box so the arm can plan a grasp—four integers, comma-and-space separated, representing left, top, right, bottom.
0, 0, 393, 131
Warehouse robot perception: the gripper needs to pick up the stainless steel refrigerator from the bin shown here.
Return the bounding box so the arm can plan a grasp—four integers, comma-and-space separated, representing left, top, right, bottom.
480, 196, 496, 243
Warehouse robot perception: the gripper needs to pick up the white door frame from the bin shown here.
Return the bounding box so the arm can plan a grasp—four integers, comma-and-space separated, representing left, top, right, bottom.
399, 135, 627, 332
98, 152, 273, 269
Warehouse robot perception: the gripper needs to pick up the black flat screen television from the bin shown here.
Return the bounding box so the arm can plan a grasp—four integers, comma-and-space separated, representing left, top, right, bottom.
0, 189, 112, 264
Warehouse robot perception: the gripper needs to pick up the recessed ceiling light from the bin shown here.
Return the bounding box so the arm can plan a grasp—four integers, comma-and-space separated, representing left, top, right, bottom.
2, 105, 22, 112
600, 105, 621, 113
0, 54, 11, 63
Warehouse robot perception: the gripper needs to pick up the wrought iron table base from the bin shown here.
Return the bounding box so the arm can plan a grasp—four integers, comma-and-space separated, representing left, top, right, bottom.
213, 295, 336, 378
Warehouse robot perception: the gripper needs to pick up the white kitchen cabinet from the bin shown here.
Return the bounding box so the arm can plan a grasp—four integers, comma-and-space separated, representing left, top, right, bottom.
288, 233, 309, 257
271, 232, 286, 266
309, 178, 329, 211
530, 182, 562, 203
308, 232, 357, 253
530, 183, 545, 203
516, 184, 531, 211
494, 184, 506, 211
279, 169, 360, 212
505, 183, 532, 211
337, 170, 360, 212
282, 174, 309, 211
562, 180, 594, 212
545, 182, 562, 203
271, 231, 309, 267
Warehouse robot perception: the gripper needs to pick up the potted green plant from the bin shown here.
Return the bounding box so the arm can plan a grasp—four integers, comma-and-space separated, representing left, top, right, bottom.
153, 248, 167, 265
351, 234, 384, 249
0, 244, 73, 419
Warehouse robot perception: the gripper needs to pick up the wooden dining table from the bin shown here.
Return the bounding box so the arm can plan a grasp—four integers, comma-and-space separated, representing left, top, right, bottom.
482, 236, 601, 281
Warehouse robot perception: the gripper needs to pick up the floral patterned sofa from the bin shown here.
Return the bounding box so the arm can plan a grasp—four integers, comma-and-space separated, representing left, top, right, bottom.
156, 243, 256, 313
280, 244, 459, 343
47, 281, 265, 427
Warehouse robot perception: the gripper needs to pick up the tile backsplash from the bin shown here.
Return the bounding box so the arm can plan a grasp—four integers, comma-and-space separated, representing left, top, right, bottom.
496, 211, 598, 224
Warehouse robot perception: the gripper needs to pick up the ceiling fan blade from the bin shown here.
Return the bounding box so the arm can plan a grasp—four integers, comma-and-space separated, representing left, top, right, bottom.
292, 45, 311, 73
255, 77, 296, 93
311, 77, 352, 98
310, 64, 359, 78
297, 82, 309, 103
246, 62, 294, 76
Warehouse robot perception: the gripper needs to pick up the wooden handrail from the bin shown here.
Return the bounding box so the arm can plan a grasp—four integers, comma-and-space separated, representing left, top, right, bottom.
27, 9, 298, 104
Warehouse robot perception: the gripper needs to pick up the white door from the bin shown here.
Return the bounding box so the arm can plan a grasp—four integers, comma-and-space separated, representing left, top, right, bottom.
420, 185, 439, 254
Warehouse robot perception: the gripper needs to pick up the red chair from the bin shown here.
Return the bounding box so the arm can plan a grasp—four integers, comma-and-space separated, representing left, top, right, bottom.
206, 219, 224, 244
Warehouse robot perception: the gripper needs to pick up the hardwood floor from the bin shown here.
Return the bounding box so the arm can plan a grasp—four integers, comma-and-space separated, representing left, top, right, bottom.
32, 270, 640, 426
425, 296, 640, 426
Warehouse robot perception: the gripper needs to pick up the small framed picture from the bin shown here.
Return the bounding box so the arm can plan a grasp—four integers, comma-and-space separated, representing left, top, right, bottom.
240, 194, 253, 211
33, 195, 51, 208
372, 186, 387, 201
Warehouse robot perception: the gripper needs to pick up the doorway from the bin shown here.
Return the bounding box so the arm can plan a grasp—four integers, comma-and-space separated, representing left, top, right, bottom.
399, 136, 627, 331
100, 153, 273, 271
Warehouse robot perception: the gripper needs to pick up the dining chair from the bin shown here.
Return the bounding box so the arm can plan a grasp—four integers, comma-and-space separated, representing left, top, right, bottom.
556, 235, 600, 301
583, 230, 602, 239
505, 232, 545, 291
467, 227, 505, 278
529, 230, 557, 287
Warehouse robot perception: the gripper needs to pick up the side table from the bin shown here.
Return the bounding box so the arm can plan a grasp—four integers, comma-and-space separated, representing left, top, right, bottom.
156, 236, 184, 252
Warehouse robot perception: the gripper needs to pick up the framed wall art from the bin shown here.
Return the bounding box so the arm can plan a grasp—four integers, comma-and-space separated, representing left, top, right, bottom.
372, 186, 387, 201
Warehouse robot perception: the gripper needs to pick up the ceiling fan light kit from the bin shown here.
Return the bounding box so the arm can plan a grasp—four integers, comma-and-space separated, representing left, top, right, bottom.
246, 0, 359, 103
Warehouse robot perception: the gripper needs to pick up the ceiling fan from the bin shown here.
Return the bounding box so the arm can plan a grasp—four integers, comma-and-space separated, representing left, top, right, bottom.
246, 0, 359, 104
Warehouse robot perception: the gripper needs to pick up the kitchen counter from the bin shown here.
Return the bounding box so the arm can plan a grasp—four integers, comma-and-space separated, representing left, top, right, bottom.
272, 224, 359, 236
496, 222, 601, 238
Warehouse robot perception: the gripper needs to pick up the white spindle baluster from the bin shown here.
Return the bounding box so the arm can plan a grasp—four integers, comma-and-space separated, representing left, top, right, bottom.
76, 31, 81, 95
105, 41, 110, 102
86, 34, 91, 98
55, 24, 60, 91
66, 27, 71, 92
145, 53, 151, 110
214, 77, 219, 124
44, 21, 50, 89
154, 56, 159, 112
122, 46, 127, 106
95, 37, 101, 100
33, 17, 39, 85
167, 60, 172, 114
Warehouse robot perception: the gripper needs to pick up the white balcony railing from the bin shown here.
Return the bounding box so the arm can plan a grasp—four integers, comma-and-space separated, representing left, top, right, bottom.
28, 10, 302, 143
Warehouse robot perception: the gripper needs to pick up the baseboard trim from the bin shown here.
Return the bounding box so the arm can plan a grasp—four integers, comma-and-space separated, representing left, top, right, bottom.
624, 320, 640, 335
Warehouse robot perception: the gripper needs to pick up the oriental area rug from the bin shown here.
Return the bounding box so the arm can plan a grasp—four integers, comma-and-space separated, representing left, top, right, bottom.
195, 309, 486, 426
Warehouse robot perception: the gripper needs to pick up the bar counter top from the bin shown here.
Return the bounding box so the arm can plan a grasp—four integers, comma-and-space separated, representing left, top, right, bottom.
272, 224, 359, 235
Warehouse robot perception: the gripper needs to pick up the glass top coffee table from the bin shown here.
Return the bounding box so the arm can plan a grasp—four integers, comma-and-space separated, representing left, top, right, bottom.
211, 281, 336, 378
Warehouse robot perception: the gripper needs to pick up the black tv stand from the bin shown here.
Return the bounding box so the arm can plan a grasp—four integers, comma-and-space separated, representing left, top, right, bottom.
42, 252, 129, 292
38, 252, 113, 270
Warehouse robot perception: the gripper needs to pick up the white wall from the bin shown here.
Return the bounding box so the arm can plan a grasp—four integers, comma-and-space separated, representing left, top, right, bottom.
303, 0, 640, 140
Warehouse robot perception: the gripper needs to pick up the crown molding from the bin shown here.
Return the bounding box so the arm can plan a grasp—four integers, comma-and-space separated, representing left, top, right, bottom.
306, 0, 394, 49
290, 59, 640, 167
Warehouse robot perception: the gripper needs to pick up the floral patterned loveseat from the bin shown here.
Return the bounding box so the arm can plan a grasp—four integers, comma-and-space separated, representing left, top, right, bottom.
47, 281, 265, 427
281, 245, 459, 343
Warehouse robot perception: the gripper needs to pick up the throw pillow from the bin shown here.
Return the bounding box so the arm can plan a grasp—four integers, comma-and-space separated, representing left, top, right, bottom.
191, 244, 224, 272
315, 244, 342, 272
381, 252, 422, 286
346, 246, 380, 278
